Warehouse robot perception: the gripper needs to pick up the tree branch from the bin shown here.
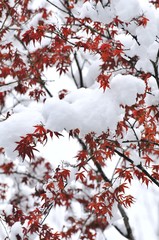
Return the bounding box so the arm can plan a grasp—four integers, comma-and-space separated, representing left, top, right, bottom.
75, 135, 135, 240
110, 147, 159, 188
74, 52, 84, 88
14, 34, 53, 98
117, 204, 135, 240
0, 171, 43, 183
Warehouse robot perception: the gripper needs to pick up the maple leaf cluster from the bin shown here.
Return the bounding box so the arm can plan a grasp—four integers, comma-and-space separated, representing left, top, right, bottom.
0, 0, 159, 240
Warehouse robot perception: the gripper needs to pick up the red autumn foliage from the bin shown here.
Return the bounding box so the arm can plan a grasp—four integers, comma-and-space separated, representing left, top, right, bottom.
0, 1, 159, 240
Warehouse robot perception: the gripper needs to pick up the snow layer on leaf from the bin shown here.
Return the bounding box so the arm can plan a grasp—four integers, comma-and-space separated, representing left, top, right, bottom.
115, 34, 135, 58
135, 58, 154, 73
42, 88, 121, 135
96, 2, 114, 24
42, 74, 145, 135
147, 41, 159, 62
130, 150, 142, 165
110, 74, 145, 106
71, 89, 121, 134
123, 127, 141, 143
0, 109, 44, 159
136, 21, 158, 47
147, 76, 158, 91
146, 90, 159, 106
79, 2, 98, 20
138, 0, 159, 44
107, 201, 122, 224
10, 222, 23, 240
0, 74, 146, 156
83, 56, 102, 87
28, 0, 46, 10
0, 76, 18, 91
43, 98, 80, 132
127, 1, 159, 74
79, 1, 113, 24
111, 0, 141, 22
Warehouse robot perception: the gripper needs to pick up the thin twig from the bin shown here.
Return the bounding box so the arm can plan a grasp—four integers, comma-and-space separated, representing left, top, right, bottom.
74, 52, 84, 88
117, 204, 135, 240
46, 0, 68, 14
0, 215, 10, 240
14, 34, 53, 98
111, 147, 159, 188
0, 171, 43, 183
127, 120, 141, 157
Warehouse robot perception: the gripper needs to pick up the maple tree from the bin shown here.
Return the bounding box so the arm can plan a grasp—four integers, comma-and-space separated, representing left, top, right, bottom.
0, 0, 159, 239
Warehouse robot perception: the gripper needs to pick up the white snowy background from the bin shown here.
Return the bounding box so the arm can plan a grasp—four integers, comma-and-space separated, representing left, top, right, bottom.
1, 0, 159, 239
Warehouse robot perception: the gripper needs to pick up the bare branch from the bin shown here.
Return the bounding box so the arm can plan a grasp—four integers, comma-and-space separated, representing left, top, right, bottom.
117, 204, 135, 240
0, 171, 43, 183
111, 147, 159, 188
74, 52, 84, 88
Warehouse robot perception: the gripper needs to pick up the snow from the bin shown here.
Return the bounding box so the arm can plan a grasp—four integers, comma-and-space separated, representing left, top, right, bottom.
0, 73, 146, 159
107, 201, 122, 224
111, 0, 141, 22
0, 76, 18, 92
104, 226, 128, 240
110, 74, 145, 106
135, 58, 154, 73
136, 22, 157, 47
128, 182, 159, 240
111, 1, 159, 76
130, 150, 142, 165
96, 2, 114, 24
1, 0, 159, 239
43, 98, 80, 132
79, 2, 97, 20
83, 56, 102, 87
1, 77, 145, 158
10, 222, 23, 240
0, 108, 44, 159
28, 0, 47, 10
146, 90, 159, 106
2, 204, 13, 216
147, 41, 159, 61
79, 1, 114, 24
41, 74, 145, 135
